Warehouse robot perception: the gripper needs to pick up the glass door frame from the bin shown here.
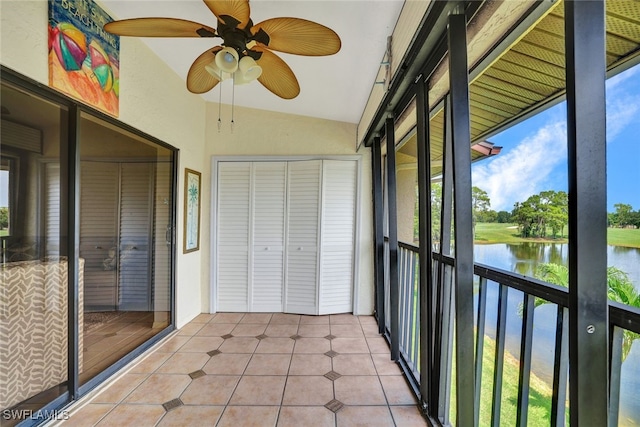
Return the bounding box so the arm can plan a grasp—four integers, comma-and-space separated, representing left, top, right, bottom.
1, 65, 177, 426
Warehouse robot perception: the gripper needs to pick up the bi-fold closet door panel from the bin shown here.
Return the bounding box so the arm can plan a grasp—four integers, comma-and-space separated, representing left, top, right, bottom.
318, 160, 357, 314
80, 162, 119, 310
216, 162, 252, 311
284, 160, 322, 315
43, 163, 62, 257
252, 162, 287, 312
118, 163, 153, 311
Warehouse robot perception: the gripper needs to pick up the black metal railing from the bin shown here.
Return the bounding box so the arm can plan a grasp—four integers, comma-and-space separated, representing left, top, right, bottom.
381, 240, 640, 426
398, 242, 421, 382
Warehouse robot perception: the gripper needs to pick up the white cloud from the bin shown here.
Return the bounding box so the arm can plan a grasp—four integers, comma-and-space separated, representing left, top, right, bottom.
606, 65, 640, 92
607, 96, 640, 141
472, 121, 567, 212
606, 66, 640, 141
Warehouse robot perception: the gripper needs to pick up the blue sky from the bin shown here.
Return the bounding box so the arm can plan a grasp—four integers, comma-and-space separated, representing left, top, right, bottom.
0, 171, 7, 207
472, 64, 640, 213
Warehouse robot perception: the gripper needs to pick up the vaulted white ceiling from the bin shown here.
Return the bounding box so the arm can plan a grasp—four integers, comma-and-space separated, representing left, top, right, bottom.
98, 0, 405, 124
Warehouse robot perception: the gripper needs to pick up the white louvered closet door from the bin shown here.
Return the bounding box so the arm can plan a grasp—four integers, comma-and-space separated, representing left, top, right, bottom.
319, 160, 357, 314
44, 163, 61, 257
251, 162, 287, 312
284, 160, 322, 315
217, 162, 252, 311
80, 162, 119, 311
118, 163, 153, 311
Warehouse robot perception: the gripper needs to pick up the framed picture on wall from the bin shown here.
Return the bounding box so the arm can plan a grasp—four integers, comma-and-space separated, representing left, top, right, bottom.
184, 168, 201, 253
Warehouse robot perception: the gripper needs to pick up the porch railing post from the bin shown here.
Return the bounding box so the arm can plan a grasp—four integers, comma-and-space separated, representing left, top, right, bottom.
386, 116, 400, 361
416, 75, 433, 414
448, 11, 475, 427
372, 136, 386, 334
564, 0, 609, 425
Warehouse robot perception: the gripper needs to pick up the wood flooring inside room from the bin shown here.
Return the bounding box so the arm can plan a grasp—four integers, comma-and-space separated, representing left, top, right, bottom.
81, 311, 169, 383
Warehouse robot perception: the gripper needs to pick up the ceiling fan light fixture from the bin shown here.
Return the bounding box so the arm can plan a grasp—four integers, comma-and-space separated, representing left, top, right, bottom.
215, 46, 239, 73
205, 60, 222, 78
233, 72, 250, 85
238, 56, 262, 81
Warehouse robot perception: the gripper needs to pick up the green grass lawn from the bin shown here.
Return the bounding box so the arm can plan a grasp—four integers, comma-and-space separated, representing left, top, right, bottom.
478, 337, 556, 426
607, 227, 640, 248
0, 229, 8, 237
474, 222, 640, 248
473, 223, 532, 244
449, 335, 558, 427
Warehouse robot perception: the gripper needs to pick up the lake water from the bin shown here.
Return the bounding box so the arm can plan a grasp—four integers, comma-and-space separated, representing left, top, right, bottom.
473, 243, 640, 423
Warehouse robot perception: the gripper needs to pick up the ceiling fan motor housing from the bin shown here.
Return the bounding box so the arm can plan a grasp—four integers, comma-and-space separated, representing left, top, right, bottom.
217, 16, 265, 61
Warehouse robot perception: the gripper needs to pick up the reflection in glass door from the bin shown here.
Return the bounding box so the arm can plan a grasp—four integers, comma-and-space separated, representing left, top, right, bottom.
78, 113, 173, 384
0, 82, 69, 425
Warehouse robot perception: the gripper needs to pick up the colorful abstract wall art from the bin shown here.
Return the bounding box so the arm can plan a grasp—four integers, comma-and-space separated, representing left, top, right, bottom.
49, 0, 119, 116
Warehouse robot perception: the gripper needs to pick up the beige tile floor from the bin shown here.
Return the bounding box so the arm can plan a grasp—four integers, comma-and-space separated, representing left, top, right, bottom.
61, 313, 427, 427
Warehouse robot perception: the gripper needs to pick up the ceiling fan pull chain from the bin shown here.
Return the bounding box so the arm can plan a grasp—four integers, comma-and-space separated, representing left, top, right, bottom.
217, 80, 223, 133
231, 73, 236, 133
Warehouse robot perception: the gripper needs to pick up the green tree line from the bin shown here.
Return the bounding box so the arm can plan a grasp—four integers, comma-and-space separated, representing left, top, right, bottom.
419, 184, 638, 242
468, 188, 639, 238
608, 203, 640, 228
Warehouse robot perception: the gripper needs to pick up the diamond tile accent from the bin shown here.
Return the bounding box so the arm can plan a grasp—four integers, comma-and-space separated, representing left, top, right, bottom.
324, 334, 336, 341
162, 398, 183, 412
324, 350, 339, 358
221, 334, 234, 340
324, 399, 344, 413
256, 334, 268, 340
324, 370, 342, 381
290, 334, 302, 340
189, 370, 206, 380
207, 349, 222, 357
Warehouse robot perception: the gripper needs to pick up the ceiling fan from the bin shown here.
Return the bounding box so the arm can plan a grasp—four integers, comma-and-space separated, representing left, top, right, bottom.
104, 0, 341, 99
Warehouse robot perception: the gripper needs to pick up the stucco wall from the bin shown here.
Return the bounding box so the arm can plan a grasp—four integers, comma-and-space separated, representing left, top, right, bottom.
203, 103, 375, 315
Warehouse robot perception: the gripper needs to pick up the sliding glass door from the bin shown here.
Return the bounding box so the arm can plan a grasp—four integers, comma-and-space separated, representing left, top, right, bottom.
0, 72, 176, 425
